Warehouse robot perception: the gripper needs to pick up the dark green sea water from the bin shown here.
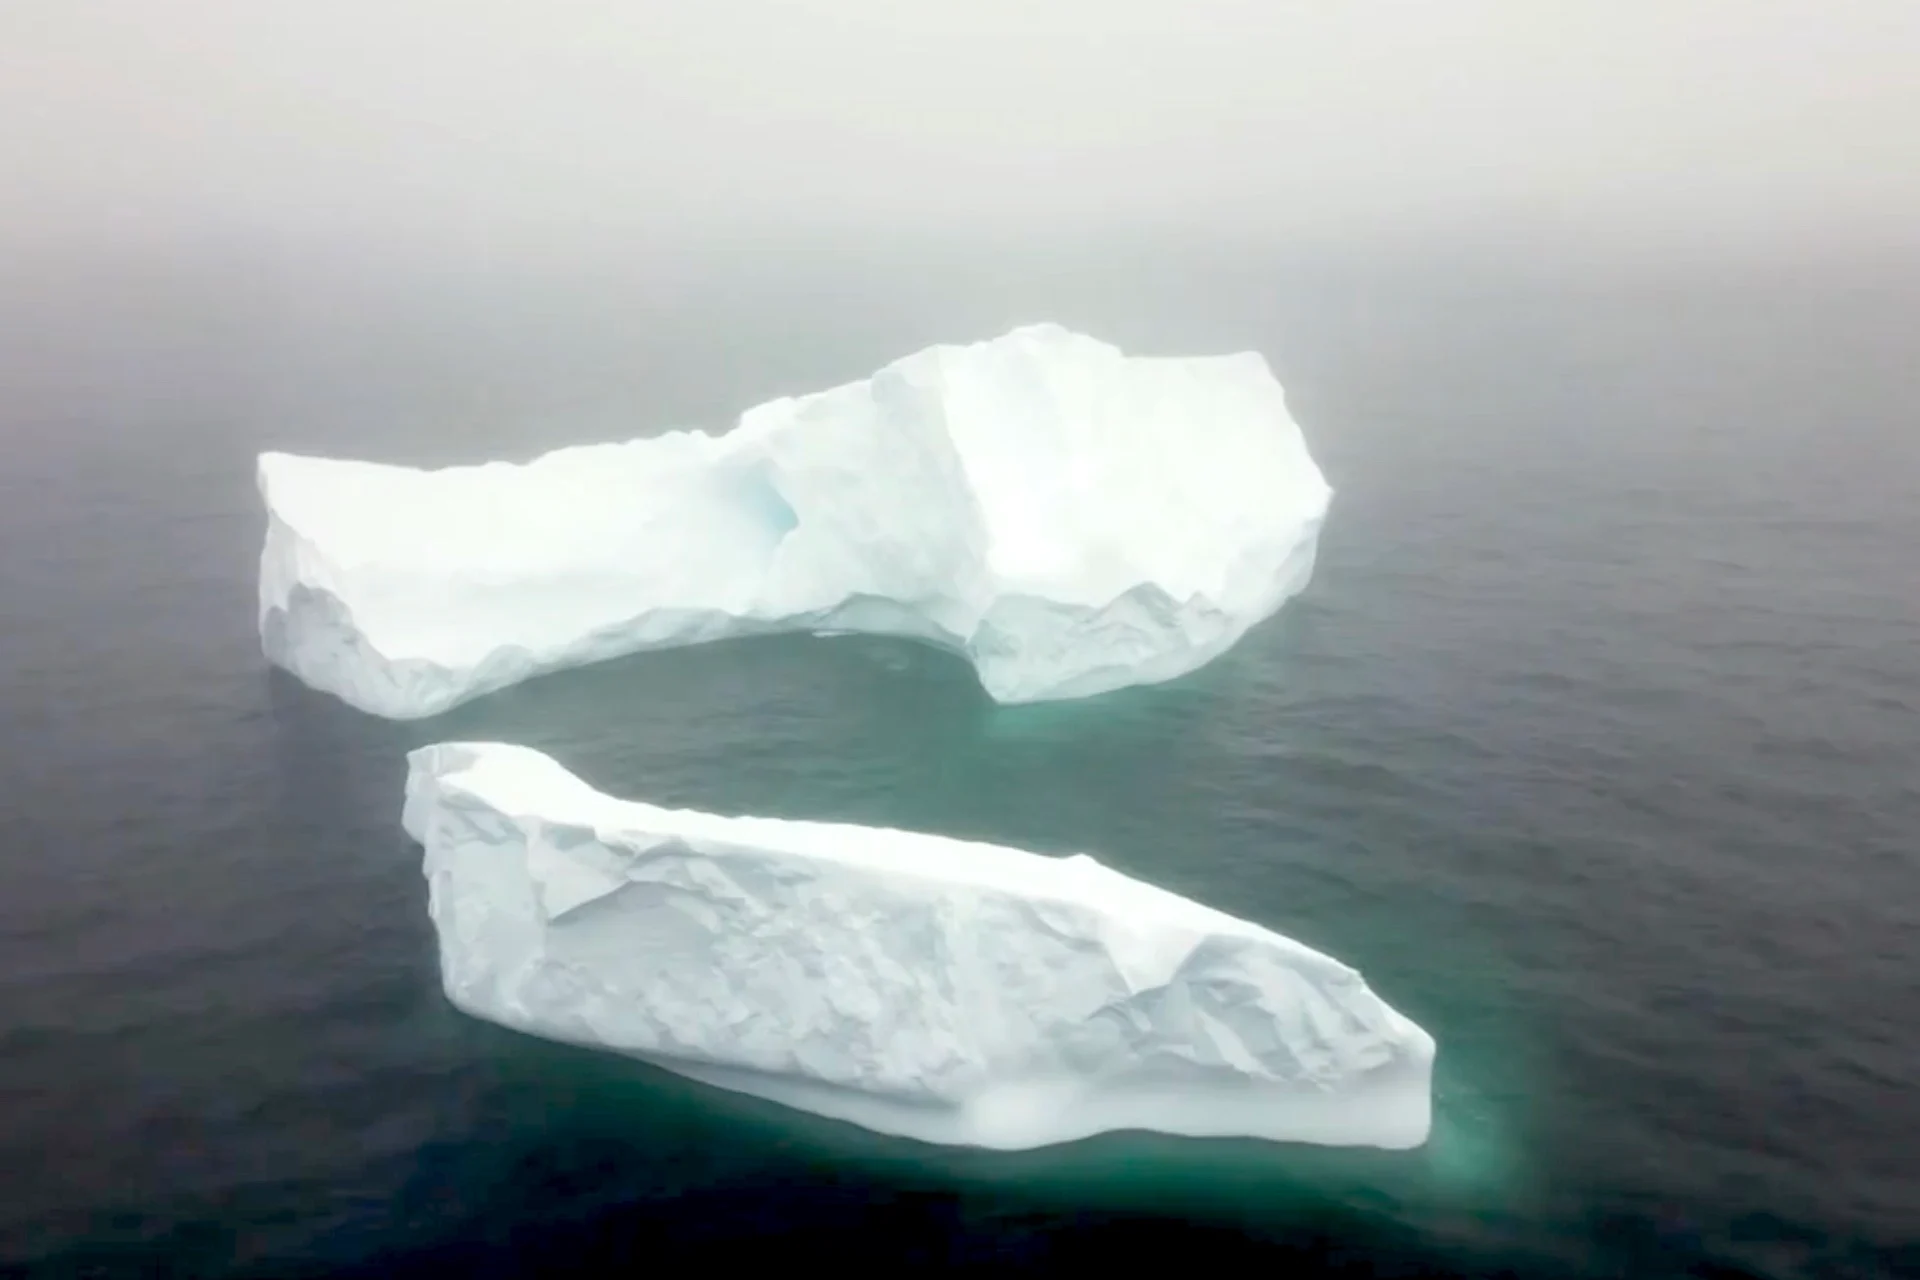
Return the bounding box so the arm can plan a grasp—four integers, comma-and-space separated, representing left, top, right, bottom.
2, 247, 1916, 1276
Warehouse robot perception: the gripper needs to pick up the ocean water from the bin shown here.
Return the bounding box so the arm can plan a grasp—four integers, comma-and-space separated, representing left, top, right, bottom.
2, 248, 1916, 1277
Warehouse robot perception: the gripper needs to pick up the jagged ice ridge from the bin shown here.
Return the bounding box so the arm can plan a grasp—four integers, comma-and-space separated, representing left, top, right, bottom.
259, 324, 1332, 718
403, 741, 1435, 1151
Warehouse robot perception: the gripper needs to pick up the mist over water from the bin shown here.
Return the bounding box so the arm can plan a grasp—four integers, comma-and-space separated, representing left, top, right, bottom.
3, 248, 1916, 1277
4, 4, 1920, 1275
6, 2, 1920, 263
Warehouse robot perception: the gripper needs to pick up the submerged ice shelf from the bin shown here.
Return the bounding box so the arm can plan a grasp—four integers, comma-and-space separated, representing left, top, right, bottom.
259, 323, 1332, 718
404, 742, 1435, 1151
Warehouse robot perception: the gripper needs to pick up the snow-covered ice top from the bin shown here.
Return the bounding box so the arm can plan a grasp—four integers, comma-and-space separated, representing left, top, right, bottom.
260, 323, 1332, 718
404, 741, 1434, 1151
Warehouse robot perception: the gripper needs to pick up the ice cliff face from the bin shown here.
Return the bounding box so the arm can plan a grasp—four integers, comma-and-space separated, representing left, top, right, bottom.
260, 323, 1331, 718
403, 742, 1434, 1151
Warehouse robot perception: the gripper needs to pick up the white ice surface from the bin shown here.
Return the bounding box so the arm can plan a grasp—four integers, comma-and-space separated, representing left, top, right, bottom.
260, 324, 1332, 718
404, 742, 1434, 1151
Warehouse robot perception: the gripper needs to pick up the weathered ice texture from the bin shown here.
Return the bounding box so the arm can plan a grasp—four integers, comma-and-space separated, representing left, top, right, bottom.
404, 742, 1434, 1151
261, 324, 1331, 717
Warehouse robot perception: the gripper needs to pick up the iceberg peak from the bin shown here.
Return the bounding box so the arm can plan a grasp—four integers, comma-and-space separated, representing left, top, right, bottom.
260, 325, 1331, 718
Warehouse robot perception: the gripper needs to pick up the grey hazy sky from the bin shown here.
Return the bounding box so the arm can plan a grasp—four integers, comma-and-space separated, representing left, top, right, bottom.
4, 2, 1917, 259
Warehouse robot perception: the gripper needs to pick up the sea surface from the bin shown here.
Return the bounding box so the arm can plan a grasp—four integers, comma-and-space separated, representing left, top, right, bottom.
2, 245, 1916, 1277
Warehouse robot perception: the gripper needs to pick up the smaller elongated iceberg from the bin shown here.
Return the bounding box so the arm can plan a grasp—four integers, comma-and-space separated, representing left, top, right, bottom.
261, 324, 1332, 718
404, 742, 1434, 1151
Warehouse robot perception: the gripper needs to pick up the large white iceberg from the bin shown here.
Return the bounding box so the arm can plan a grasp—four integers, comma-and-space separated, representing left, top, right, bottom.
260, 324, 1332, 718
403, 741, 1434, 1151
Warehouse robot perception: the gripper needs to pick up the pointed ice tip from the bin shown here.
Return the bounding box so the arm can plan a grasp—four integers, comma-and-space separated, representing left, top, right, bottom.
255, 450, 292, 497
998, 320, 1077, 344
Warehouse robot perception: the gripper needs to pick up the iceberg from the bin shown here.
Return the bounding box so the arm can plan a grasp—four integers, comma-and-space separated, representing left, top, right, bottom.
404, 741, 1435, 1151
260, 324, 1331, 718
